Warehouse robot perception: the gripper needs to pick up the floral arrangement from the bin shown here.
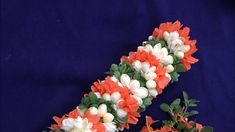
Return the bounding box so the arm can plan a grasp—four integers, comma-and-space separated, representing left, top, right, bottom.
141, 91, 213, 132
48, 21, 199, 132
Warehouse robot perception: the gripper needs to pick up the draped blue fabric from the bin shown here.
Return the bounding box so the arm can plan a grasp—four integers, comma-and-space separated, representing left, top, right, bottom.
1, 0, 234, 131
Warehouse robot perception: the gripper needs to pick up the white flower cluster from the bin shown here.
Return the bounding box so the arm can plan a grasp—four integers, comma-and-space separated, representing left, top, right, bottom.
120, 74, 147, 104
163, 31, 190, 59
93, 77, 128, 128
60, 105, 117, 132
61, 116, 93, 132
137, 43, 174, 74
132, 60, 166, 98
88, 105, 117, 132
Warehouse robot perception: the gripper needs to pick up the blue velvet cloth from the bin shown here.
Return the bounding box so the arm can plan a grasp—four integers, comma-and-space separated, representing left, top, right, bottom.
1, 0, 234, 131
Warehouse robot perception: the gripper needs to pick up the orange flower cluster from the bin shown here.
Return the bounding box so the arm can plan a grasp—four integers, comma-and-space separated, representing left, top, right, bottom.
91, 77, 140, 129
152, 21, 198, 71
122, 49, 170, 95
51, 109, 105, 131
121, 50, 160, 67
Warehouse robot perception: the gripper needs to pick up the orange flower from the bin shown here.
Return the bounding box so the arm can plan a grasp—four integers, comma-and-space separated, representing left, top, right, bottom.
84, 112, 106, 132
141, 116, 158, 132
91, 77, 120, 94
91, 77, 130, 99
92, 123, 106, 132
152, 21, 182, 40
195, 123, 203, 131
180, 40, 198, 71
154, 65, 170, 94
50, 109, 79, 129
124, 111, 141, 129
118, 97, 140, 128
118, 96, 139, 112
67, 109, 80, 119
152, 21, 198, 71
121, 50, 160, 67
50, 115, 66, 129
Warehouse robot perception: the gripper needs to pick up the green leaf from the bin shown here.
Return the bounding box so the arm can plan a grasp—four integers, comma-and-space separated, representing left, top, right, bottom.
79, 104, 87, 110
160, 103, 171, 113
143, 97, 152, 106
82, 96, 90, 105
114, 71, 121, 78
90, 104, 98, 107
170, 98, 181, 108
201, 126, 213, 132
170, 71, 179, 82
111, 64, 118, 71
133, 72, 141, 80
188, 99, 200, 107
159, 40, 167, 47
177, 122, 185, 130
173, 55, 180, 64
89, 92, 97, 100
175, 63, 186, 72
182, 91, 189, 102
185, 110, 199, 117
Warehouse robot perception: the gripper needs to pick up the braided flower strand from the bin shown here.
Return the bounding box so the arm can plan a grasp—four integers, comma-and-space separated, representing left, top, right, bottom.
49, 21, 198, 132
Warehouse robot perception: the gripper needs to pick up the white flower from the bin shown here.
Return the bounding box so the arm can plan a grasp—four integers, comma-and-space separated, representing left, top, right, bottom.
132, 95, 143, 106
88, 107, 98, 115
110, 76, 118, 82
141, 62, 150, 73
144, 72, 157, 80
117, 82, 123, 87
103, 113, 114, 123
138, 46, 144, 50
163, 31, 170, 40
165, 73, 171, 80
174, 51, 184, 59
148, 89, 158, 97
112, 104, 118, 111
129, 80, 140, 89
132, 60, 142, 71
153, 43, 161, 50
61, 117, 93, 132
131, 87, 148, 99
163, 31, 190, 58
98, 104, 107, 116
120, 74, 131, 87
104, 122, 117, 132
165, 65, 174, 73
116, 108, 127, 118
168, 31, 179, 41
62, 118, 74, 131
152, 46, 173, 65
171, 39, 183, 47
144, 44, 153, 52
94, 92, 101, 98
111, 92, 121, 103
161, 55, 174, 65
149, 66, 156, 72
146, 80, 156, 89
148, 35, 153, 40
102, 93, 111, 101
180, 45, 190, 52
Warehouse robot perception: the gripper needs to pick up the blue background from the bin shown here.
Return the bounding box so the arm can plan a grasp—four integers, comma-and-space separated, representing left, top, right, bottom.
1, 0, 234, 131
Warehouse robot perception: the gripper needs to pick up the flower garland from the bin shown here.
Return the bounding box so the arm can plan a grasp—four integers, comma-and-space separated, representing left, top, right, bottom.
49, 21, 198, 132
141, 91, 213, 132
